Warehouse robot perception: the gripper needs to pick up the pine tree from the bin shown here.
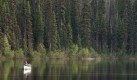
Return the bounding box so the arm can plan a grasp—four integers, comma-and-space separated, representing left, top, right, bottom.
0, 31, 3, 54
0, 1, 16, 52
45, 0, 58, 51
54, 0, 67, 49
0, 1, 5, 54
25, 1, 33, 52
50, 12, 58, 51
132, 0, 137, 54
123, 0, 132, 54
3, 34, 14, 57
32, 2, 44, 50
91, 0, 98, 49
8, 0, 21, 50
97, 0, 107, 51
80, 0, 91, 48
19, 0, 33, 53
108, 0, 116, 52
1, 1, 10, 34
70, 0, 77, 44
65, 0, 72, 48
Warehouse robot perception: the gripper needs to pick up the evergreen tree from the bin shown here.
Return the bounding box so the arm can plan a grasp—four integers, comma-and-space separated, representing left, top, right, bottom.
55, 0, 67, 49
3, 34, 14, 57
123, 0, 132, 54
0, 1, 16, 52
91, 0, 98, 50
70, 0, 77, 44
65, 0, 72, 48
50, 12, 58, 51
80, 0, 91, 48
108, 0, 115, 52
8, 0, 21, 50
32, 2, 44, 50
1, 1, 10, 34
132, 0, 137, 54
45, 0, 58, 51
0, 31, 3, 54
19, 0, 33, 53
25, 1, 33, 52
0, 0, 4, 54
115, 0, 124, 52
97, 0, 106, 51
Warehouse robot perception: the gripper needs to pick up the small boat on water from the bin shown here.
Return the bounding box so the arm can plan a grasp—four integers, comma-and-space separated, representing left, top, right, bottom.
24, 69, 31, 74
24, 64, 32, 70
24, 61, 32, 70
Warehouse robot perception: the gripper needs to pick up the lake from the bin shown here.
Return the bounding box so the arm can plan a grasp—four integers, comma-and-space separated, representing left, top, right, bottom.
0, 59, 137, 80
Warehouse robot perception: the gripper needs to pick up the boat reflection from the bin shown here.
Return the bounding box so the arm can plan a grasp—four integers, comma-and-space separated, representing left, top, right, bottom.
24, 69, 31, 78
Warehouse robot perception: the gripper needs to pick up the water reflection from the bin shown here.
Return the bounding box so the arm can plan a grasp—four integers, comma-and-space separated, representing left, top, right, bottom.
1, 59, 137, 80
24, 69, 31, 79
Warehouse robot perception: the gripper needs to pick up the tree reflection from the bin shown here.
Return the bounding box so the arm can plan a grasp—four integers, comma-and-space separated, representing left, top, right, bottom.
3, 60, 14, 80
1, 59, 137, 80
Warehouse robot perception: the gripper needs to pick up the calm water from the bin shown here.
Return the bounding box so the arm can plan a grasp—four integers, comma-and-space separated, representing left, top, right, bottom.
0, 59, 137, 80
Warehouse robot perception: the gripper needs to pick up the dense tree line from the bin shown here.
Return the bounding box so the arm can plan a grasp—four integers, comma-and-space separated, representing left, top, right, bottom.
0, 0, 137, 56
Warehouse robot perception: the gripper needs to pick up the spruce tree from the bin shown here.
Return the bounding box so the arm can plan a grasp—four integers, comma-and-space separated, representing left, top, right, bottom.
50, 12, 58, 51
80, 0, 91, 48
54, 0, 67, 49
0, 30, 3, 54
132, 0, 137, 54
123, 0, 132, 54
45, 0, 58, 51
19, 0, 33, 53
33, 3, 44, 50
97, 0, 106, 51
65, 0, 72, 48
8, 0, 21, 50
25, 1, 33, 52
1, 1, 10, 34
91, 0, 98, 49
70, 0, 77, 44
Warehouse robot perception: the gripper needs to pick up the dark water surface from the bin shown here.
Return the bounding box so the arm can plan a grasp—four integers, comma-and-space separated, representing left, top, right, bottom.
0, 59, 137, 80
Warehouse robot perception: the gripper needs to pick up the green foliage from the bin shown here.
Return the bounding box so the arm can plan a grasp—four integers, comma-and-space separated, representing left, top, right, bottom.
80, 2, 91, 48
3, 35, 14, 58
30, 51, 46, 61
14, 49, 24, 58
48, 50, 65, 59
0, 32, 4, 54
89, 48, 99, 57
37, 43, 46, 55
78, 48, 90, 58
77, 47, 98, 58
3, 47, 14, 58
1, 0, 137, 58
68, 44, 79, 57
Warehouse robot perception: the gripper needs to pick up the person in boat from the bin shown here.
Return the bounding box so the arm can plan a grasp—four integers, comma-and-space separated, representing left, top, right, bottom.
24, 61, 32, 66
24, 61, 28, 66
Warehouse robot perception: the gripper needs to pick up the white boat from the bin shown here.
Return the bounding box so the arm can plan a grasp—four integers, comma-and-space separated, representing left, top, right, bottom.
24, 64, 32, 70
24, 69, 31, 74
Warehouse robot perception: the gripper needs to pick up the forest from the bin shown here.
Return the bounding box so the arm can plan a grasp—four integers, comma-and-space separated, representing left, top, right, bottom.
0, 0, 137, 58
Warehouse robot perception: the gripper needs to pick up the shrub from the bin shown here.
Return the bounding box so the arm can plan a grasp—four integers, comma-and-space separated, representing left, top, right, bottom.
3, 47, 14, 58
48, 50, 65, 59
89, 48, 99, 57
78, 48, 90, 58
37, 44, 46, 55
30, 51, 39, 57
68, 44, 79, 57
14, 49, 24, 58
